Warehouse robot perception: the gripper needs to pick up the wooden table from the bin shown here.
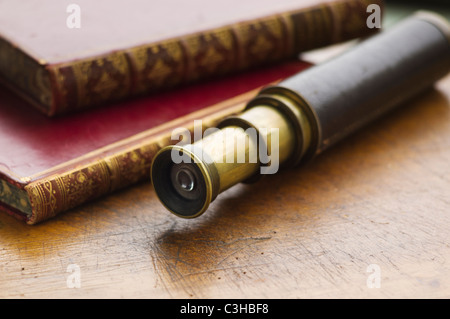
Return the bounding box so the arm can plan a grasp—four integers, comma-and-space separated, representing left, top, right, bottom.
2, 2, 450, 298
1, 71, 449, 299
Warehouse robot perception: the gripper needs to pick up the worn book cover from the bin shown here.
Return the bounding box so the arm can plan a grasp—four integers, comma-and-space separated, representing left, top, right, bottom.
0, 0, 382, 116
0, 60, 311, 224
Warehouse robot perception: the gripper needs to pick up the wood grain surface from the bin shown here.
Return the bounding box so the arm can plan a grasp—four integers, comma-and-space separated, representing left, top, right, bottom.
1, 72, 449, 299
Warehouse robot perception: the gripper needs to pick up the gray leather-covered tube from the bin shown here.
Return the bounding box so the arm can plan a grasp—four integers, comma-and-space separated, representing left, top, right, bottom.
275, 11, 450, 154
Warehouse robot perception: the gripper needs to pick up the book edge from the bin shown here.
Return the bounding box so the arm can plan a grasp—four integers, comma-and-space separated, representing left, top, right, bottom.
0, 0, 383, 116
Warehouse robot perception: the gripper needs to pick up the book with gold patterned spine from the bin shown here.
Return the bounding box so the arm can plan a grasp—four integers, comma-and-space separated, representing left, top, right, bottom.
0, 0, 383, 116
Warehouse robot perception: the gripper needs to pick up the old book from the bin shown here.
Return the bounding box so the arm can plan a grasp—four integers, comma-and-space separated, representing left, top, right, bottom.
0, 0, 382, 116
0, 60, 310, 225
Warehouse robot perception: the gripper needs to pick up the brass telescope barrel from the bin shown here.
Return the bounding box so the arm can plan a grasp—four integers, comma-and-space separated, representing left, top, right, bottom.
151, 12, 450, 218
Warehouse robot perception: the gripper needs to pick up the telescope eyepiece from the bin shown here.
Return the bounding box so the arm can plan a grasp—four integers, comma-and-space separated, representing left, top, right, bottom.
151, 147, 214, 218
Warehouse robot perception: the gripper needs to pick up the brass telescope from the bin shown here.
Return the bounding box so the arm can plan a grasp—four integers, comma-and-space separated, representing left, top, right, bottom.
151, 12, 450, 218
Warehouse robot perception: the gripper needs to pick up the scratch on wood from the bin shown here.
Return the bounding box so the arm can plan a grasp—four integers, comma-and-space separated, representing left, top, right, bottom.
215, 236, 272, 266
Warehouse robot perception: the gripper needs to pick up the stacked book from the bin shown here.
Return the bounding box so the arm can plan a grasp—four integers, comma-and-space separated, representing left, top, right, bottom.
0, 0, 382, 224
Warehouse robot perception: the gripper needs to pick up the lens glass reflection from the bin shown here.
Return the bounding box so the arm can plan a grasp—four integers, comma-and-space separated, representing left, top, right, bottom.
176, 169, 195, 192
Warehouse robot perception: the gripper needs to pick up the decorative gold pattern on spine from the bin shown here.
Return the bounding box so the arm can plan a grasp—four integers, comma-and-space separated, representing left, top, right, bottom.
24, 144, 164, 224
235, 15, 289, 69
183, 28, 237, 82
51, 51, 132, 114
104, 144, 161, 192
127, 40, 185, 94
25, 161, 111, 224
43, 0, 381, 116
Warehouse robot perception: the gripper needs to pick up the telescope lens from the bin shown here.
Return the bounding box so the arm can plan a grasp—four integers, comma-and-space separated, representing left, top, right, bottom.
176, 169, 195, 191
151, 147, 211, 218
170, 163, 202, 201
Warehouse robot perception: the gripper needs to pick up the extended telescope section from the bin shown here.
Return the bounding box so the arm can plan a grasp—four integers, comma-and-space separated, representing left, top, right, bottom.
151, 12, 450, 218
